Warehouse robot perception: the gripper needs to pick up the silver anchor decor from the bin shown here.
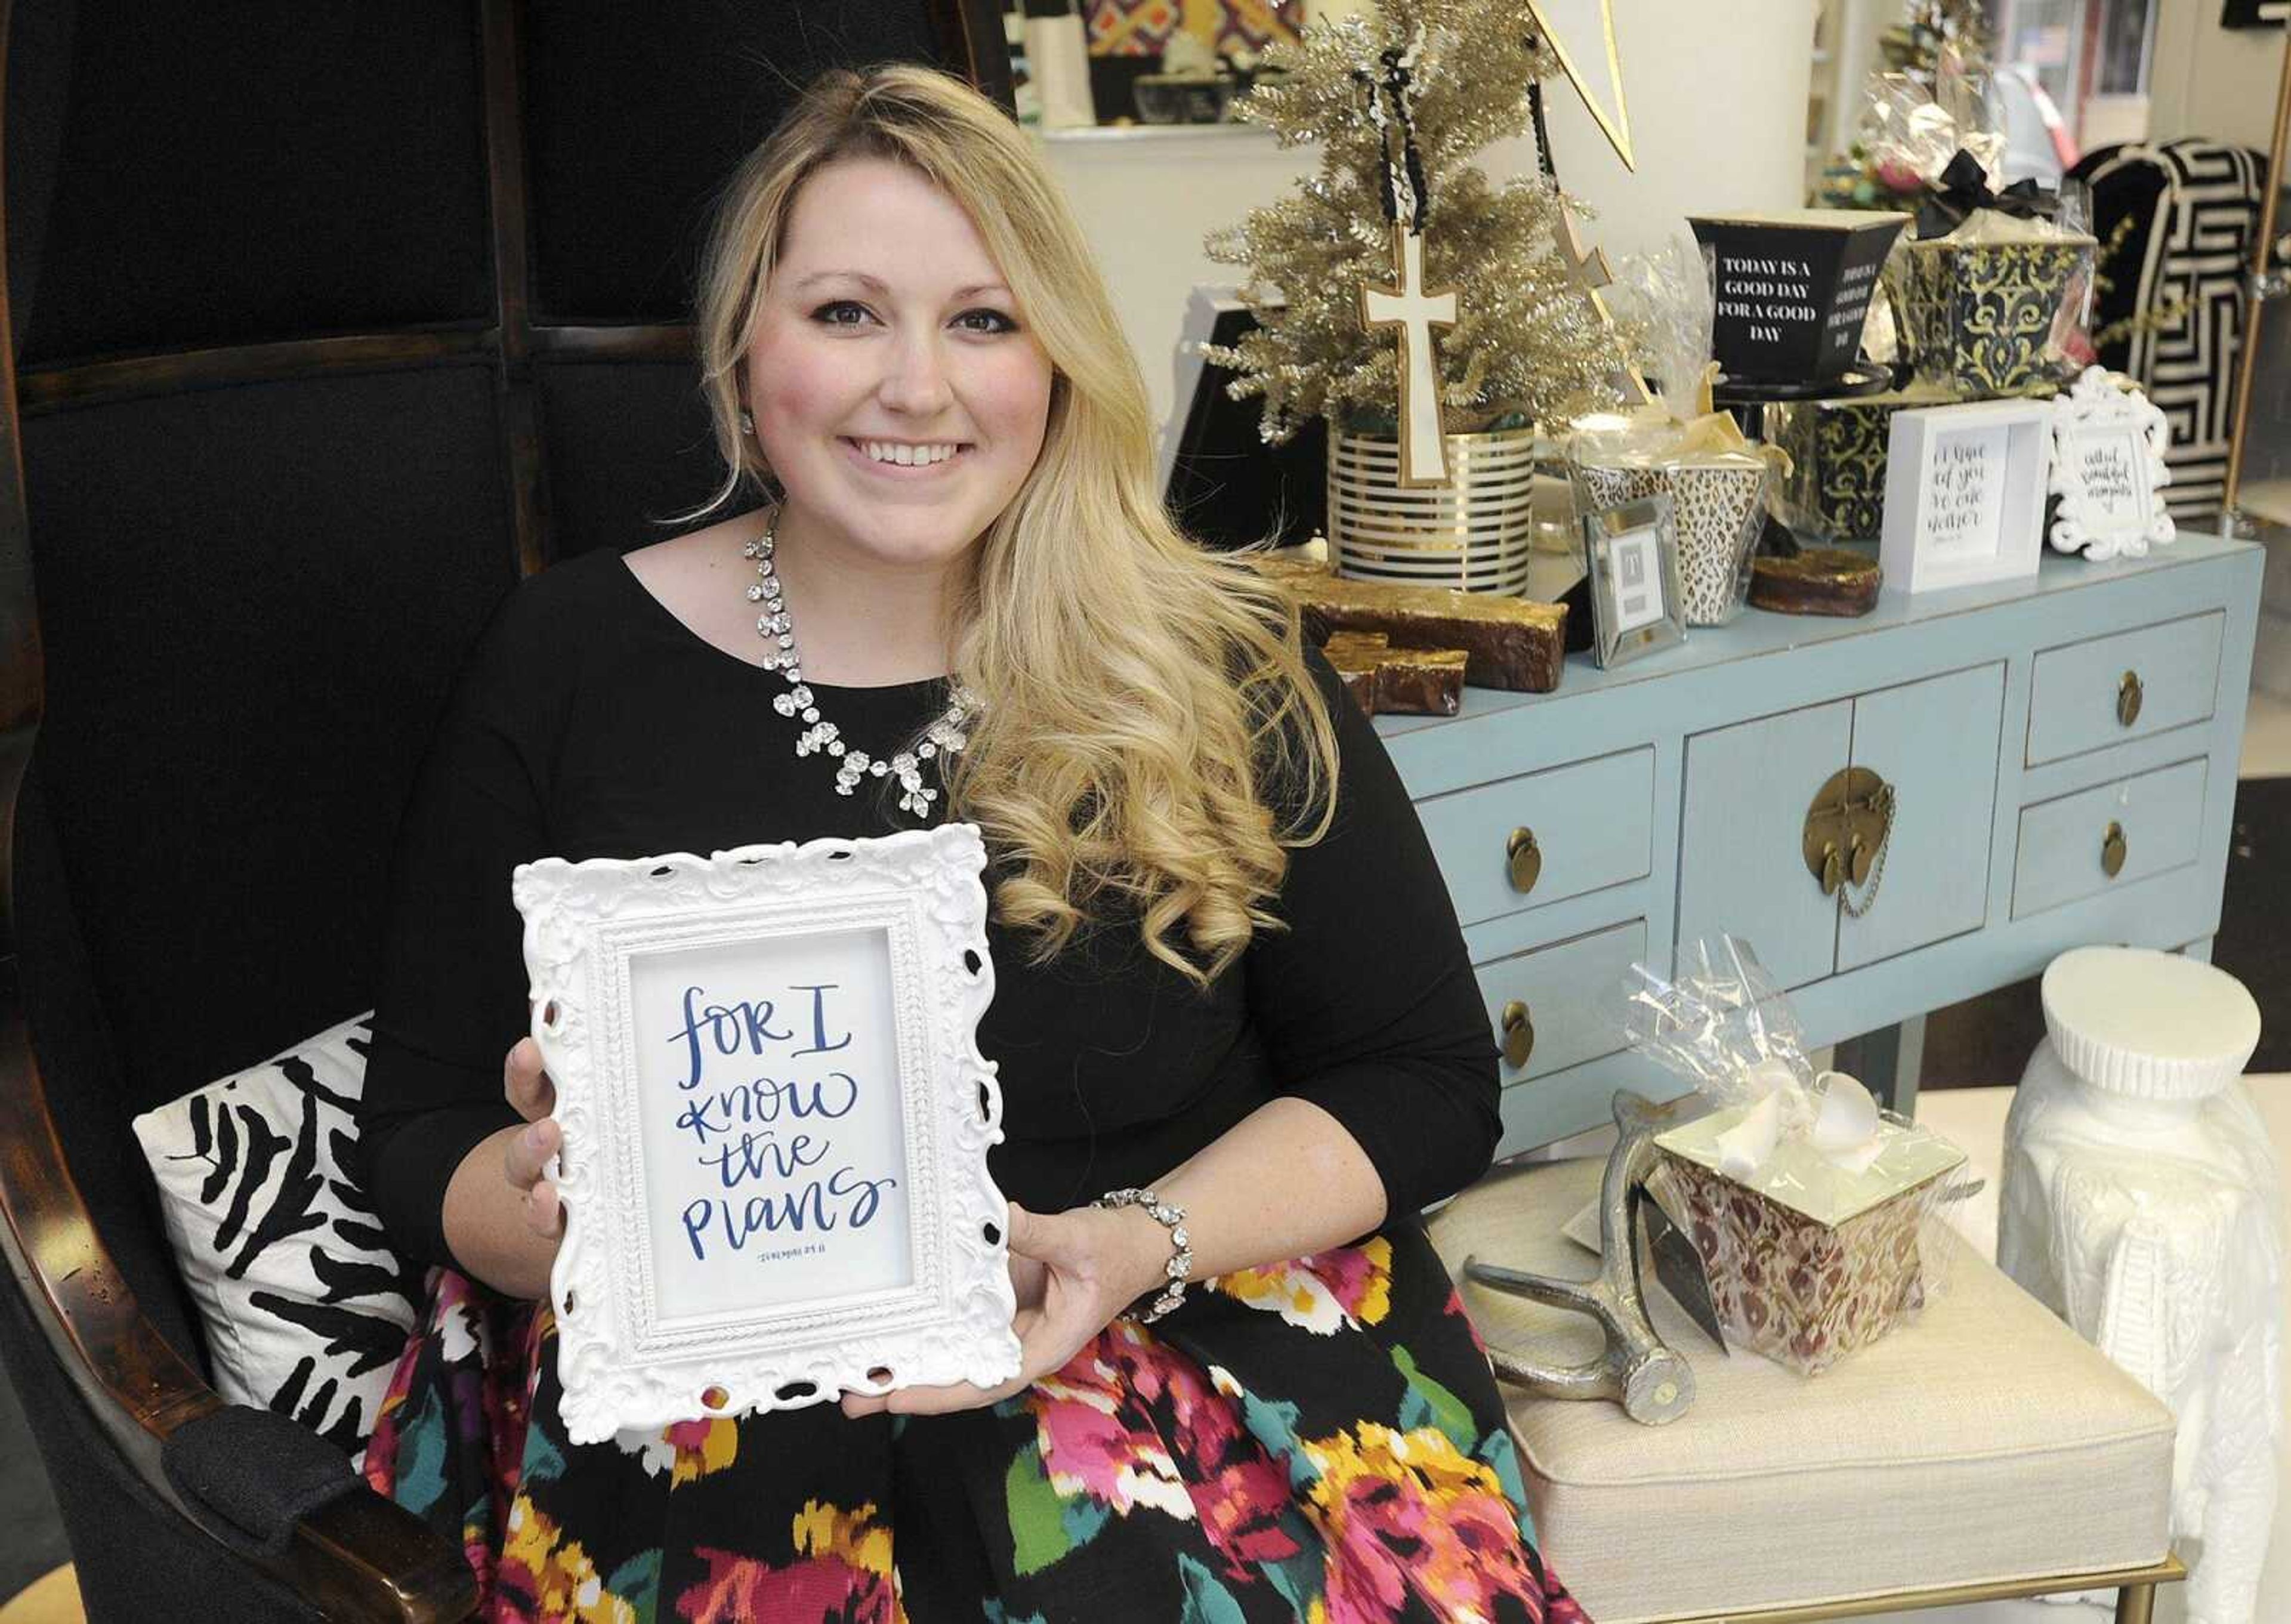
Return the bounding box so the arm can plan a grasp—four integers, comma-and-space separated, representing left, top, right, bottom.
1463, 1091, 1702, 1426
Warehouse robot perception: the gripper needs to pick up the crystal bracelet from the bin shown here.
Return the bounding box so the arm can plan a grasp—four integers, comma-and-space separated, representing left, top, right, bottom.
1092, 1187, 1192, 1323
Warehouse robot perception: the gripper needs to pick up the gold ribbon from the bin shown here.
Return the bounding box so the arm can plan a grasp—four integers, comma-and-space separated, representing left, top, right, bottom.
1616, 362, 1794, 479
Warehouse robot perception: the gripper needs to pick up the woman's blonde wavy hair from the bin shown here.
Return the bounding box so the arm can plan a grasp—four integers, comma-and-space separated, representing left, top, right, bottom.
692, 63, 1339, 989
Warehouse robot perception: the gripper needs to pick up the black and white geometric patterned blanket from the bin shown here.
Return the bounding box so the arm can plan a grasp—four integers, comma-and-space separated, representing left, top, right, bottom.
2077, 137, 2267, 521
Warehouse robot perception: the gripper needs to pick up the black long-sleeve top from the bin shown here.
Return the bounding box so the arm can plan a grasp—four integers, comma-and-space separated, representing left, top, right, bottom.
352, 547, 1500, 1273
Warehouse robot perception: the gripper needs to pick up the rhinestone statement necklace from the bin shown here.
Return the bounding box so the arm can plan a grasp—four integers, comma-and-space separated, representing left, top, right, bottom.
744, 511, 978, 819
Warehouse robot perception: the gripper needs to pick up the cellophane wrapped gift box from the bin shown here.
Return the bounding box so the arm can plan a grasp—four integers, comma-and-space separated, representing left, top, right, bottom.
1889, 221, 2095, 394
1619, 937, 1967, 1375
1568, 242, 1782, 627
1843, 71, 2096, 396
1654, 1103, 1968, 1373
1567, 428, 1771, 626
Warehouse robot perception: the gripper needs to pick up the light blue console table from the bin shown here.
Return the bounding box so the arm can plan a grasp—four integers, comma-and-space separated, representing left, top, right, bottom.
1376, 531, 2264, 1157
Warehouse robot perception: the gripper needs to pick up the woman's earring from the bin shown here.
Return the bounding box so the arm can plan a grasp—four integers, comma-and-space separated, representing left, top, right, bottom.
737, 407, 756, 437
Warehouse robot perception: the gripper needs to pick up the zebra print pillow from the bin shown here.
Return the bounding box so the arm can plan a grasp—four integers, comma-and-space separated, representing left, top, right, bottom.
132, 1012, 421, 1460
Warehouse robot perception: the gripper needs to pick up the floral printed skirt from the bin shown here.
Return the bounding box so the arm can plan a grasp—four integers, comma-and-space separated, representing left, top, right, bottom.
363, 1221, 1588, 1623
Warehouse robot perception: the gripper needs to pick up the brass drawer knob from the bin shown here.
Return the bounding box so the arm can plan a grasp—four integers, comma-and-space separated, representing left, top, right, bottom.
1506, 827, 1542, 894
2102, 820, 2128, 878
1500, 1000, 1536, 1069
2117, 670, 2144, 728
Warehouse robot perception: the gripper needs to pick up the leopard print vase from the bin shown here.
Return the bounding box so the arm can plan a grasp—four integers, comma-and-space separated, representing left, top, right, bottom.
1573, 463, 1665, 513
1576, 459, 1768, 626
1665, 464, 1768, 625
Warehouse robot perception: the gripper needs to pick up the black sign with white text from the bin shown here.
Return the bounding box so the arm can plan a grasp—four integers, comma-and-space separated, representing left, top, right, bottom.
1688, 214, 1908, 382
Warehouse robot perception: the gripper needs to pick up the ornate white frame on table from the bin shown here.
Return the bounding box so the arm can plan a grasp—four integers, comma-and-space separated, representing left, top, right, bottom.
2047, 365, 2176, 561
514, 823, 1020, 1446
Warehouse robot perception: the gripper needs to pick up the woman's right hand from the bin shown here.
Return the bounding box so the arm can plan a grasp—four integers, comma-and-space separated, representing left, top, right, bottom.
440, 1035, 567, 1300
502, 1035, 566, 1246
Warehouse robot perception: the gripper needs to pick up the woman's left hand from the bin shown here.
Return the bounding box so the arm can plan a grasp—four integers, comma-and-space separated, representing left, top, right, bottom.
840, 1199, 1167, 1418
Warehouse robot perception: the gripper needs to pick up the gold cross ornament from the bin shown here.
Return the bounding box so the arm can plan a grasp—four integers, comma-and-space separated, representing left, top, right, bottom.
1359, 223, 1460, 487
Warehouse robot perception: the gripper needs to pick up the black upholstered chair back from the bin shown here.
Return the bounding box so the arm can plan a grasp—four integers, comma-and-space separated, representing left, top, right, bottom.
0, 7, 1006, 1619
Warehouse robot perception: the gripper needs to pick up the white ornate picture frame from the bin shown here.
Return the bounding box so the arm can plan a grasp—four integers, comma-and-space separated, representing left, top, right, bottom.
2048, 365, 2176, 561
514, 823, 1020, 1446
1879, 397, 2053, 594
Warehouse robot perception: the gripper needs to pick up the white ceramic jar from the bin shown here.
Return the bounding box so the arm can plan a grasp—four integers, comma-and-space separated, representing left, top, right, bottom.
1999, 946, 2279, 1624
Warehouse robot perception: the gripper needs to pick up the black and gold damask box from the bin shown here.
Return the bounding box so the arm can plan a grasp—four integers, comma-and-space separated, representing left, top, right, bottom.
1888, 232, 2096, 394
1767, 382, 1963, 542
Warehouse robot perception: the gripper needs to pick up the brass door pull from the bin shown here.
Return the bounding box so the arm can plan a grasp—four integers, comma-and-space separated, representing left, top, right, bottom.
2102, 820, 2128, 878
1506, 827, 1542, 895
1500, 1000, 1536, 1069
2117, 670, 2144, 727
1804, 767, 1894, 907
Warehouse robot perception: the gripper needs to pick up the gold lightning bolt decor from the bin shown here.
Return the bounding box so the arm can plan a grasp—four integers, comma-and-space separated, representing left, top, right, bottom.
1523, 0, 1635, 172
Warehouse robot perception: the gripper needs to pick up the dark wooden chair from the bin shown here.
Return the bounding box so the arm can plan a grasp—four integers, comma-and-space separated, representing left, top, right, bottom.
0, 5, 1008, 1619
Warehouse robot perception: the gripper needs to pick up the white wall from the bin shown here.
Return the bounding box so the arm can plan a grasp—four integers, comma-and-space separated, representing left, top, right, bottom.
1035, 126, 1316, 431
1034, 0, 1820, 434
1827, 0, 1890, 156
1486, 0, 1820, 264
2146, 2, 2284, 153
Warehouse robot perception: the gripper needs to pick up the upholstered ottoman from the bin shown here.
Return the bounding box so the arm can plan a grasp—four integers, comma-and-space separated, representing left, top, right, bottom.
1428, 1156, 2179, 1623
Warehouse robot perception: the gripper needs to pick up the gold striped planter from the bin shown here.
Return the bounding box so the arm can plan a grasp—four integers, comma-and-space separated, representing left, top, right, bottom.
1326, 423, 1541, 594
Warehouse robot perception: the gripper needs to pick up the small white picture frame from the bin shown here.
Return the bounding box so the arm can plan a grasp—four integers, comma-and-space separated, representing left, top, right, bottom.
1583, 495, 1687, 668
514, 823, 1021, 1446
1878, 397, 2054, 594
2048, 365, 2176, 561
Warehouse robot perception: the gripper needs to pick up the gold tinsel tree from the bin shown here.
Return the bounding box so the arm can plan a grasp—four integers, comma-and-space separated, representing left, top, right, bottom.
1200, 0, 1624, 445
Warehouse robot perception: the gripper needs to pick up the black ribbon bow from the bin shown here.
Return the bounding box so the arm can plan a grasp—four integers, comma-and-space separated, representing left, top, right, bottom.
1915, 148, 2060, 240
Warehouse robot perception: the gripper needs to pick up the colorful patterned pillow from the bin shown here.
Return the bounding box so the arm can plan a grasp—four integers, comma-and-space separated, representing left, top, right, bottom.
132, 1012, 422, 1459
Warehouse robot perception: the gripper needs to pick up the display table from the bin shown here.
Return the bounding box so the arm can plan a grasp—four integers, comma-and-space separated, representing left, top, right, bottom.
1375, 531, 2264, 1158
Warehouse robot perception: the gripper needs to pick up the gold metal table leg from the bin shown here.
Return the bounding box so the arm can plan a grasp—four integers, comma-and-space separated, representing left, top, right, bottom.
2114, 1582, 2156, 1624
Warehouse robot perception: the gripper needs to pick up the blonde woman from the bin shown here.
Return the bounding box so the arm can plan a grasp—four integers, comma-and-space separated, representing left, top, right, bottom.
354, 63, 1586, 1624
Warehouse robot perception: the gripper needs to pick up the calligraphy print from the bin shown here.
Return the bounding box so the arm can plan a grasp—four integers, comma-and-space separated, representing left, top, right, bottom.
2066, 427, 2148, 530
1917, 424, 2010, 562
1610, 529, 1666, 634
626, 927, 914, 1324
